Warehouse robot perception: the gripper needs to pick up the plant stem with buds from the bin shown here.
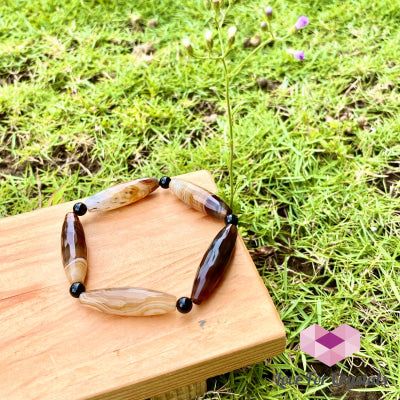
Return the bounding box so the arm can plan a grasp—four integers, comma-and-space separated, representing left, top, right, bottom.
222, 58, 234, 210
216, 35, 278, 211
184, 3, 305, 213
215, 17, 235, 210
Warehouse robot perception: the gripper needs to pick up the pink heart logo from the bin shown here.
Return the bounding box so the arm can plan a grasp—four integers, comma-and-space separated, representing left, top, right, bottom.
300, 324, 360, 366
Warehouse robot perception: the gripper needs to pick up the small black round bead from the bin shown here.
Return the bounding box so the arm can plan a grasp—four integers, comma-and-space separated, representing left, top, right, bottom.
159, 176, 171, 189
176, 297, 193, 314
73, 202, 87, 216
225, 214, 238, 226
70, 282, 86, 298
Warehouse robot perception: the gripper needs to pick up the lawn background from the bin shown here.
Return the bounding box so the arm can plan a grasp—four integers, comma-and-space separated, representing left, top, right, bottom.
1, 0, 400, 398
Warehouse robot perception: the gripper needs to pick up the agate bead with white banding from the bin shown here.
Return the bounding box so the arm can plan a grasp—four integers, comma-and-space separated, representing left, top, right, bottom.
79, 287, 177, 316
169, 178, 231, 219
61, 212, 88, 284
85, 177, 159, 212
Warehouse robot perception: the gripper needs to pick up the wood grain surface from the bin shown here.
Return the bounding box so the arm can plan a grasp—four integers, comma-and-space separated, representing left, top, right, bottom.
0, 170, 286, 400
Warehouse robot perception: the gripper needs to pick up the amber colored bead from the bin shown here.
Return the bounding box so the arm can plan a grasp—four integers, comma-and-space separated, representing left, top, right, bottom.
191, 224, 238, 304
79, 287, 177, 316
61, 212, 88, 284
85, 177, 159, 212
169, 178, 231, 219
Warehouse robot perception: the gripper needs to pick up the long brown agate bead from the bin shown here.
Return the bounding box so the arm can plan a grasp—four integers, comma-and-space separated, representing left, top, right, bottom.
85, 177, 159, 212
191, 224, 237, 304
79, 287, 176, 316
169, 178, 231, 219
61, 212, 88, 284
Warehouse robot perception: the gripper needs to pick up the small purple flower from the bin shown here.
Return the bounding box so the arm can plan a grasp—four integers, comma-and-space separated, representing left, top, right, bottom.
295, 16, 309, 30
292, 50, 304, 60
265, 6, 272, 16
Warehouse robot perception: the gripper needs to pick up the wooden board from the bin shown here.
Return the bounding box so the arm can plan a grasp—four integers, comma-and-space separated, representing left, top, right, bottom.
0, 170, 286, 400
151, 381, 207, 400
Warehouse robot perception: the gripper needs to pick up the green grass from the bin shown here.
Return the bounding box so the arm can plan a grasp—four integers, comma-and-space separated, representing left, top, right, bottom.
1, 0, 400, 398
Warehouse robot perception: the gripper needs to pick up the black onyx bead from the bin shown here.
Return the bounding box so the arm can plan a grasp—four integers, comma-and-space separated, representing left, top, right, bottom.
159, 176, 171, 189
73, 202, 87, 216
176, 297, 193, 313
70, 282, 86, 298
224, 214, 238, 226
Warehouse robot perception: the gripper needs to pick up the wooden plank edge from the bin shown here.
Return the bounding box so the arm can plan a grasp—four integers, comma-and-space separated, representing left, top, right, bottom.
150, 381, 207, 400
88, 336, 286, 400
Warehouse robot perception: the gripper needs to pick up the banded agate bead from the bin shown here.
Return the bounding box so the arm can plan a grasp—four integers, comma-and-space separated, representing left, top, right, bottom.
61, 212, 88, 284
191, 224, 237, 305
79, 287, 177, 316
85, 177, 159, 212
169, 178, 231, 219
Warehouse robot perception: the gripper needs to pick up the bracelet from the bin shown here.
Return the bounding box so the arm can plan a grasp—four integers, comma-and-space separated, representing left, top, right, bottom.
61, 176, 239, 316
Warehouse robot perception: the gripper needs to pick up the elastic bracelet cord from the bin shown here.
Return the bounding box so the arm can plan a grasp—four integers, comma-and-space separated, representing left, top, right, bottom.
61, 176, 239, 316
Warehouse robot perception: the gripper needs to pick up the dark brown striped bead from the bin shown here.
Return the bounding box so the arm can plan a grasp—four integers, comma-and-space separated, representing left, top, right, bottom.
61, 212, 88, 284
191, 224, 237, 304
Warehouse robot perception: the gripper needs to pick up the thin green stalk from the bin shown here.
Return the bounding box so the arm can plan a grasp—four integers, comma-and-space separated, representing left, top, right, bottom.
215, 15, 234, 210
222, 57, 234, 210
219, 3, 231, 28
230, 33, 290, 79
210, 6, 287, 211
191, 53, 221, 60
230, 37, 274, 78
